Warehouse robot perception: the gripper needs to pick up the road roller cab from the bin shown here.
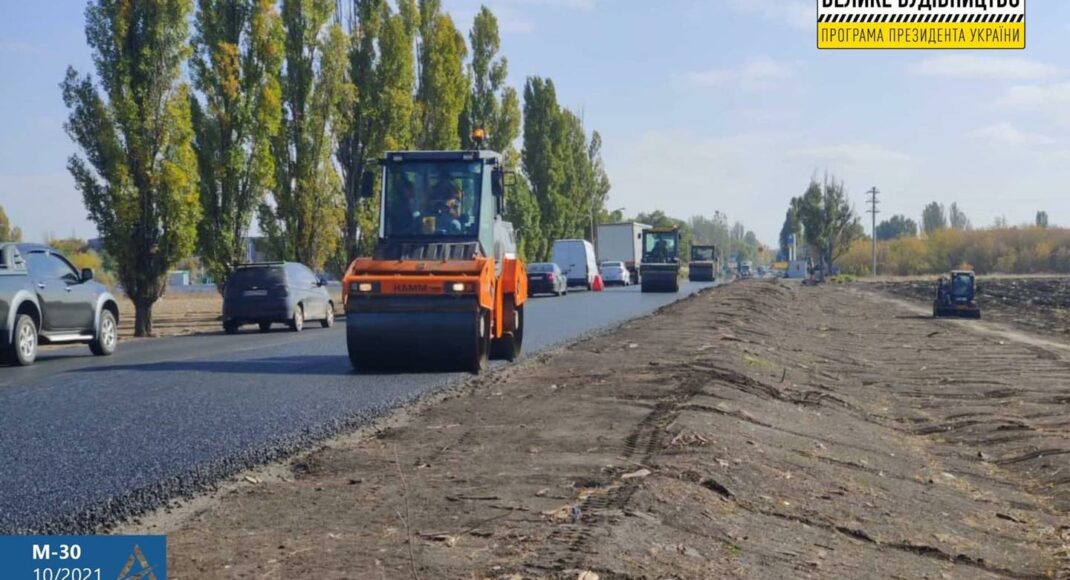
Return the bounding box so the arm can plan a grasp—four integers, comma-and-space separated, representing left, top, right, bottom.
343, 147, 527, 373
640, 227, 681, 293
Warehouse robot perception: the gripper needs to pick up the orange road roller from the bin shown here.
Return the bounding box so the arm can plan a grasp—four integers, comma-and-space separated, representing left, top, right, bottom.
343, 146, 526, 374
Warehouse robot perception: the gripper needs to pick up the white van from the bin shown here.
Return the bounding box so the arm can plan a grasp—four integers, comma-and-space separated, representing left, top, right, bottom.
551, 239, 598, 289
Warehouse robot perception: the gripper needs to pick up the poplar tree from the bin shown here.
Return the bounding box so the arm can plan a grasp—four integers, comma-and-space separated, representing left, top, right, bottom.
191, 0, 284, 289
522, 76, 565, 258
336, 0, 416, 261
415, 1, 467, 150
258, 0, 354, 270
459, 6, 519, 154
62, 0, 201, 336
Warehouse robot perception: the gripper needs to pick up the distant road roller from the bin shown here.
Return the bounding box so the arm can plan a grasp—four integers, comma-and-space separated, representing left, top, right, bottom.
640, 227, 681, 293
343, 143, 527, 374
689, 245, 717, 282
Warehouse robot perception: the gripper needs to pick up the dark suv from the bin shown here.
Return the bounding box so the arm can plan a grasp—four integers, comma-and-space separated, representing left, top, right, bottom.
222, 262, 335, 334
1, 243, 120, 366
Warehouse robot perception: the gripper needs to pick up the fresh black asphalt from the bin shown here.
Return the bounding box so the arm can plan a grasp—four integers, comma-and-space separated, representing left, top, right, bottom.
0, 282, 715, 533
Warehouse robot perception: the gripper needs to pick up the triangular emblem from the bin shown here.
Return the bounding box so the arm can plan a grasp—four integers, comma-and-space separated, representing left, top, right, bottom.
116, 545, 158, 580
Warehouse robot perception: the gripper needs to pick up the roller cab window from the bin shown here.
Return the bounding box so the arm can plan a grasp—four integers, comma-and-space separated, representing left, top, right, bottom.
691, 247, 715, 262
643, 232, 678, 264
383, 161, 483, 238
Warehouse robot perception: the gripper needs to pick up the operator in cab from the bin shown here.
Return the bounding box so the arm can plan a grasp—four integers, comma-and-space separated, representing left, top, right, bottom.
650, 238, 670, 262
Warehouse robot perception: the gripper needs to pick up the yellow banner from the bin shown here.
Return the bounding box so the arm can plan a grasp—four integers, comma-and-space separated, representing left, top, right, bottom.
818, 22, 1025, 49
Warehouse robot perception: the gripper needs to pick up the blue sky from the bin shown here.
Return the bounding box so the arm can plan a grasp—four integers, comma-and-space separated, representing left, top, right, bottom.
2, 0, 1069, 245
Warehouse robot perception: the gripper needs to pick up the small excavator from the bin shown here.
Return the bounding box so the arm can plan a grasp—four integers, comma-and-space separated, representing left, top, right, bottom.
640, 227, 681, 293
343, 132, 526, 373
933, 270, 981, 319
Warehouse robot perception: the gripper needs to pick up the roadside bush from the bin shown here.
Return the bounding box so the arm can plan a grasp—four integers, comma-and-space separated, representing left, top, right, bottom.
833, 227, 1070, 276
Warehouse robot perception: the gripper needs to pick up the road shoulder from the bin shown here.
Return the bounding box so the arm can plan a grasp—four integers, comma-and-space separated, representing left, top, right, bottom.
150, 280, 1068, 578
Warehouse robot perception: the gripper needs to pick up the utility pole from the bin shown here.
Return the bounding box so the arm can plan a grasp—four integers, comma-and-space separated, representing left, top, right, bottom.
866, 187, 880, 277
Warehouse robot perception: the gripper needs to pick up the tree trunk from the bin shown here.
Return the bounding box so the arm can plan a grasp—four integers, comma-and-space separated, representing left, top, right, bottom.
133, 299, 154, 337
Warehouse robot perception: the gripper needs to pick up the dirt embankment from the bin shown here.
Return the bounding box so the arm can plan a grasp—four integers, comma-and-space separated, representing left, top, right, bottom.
146, 280, 1069, 579
869, 277, 1070, 341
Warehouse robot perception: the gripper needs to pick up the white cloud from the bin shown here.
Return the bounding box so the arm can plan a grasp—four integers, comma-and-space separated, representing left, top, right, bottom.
787, 143, 911, 166
999, 81, 1070, 108
995, 82, 1070, 126
726, 0, 812, 30
969, 122, 1056, 148
684, 56, 796, 91
910, 55, 1062, 81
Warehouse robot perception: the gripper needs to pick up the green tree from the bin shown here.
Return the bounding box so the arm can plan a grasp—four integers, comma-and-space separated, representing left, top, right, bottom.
355, 1, 418, 259
949, 202, 970, 230
1036, 210, 1049, 228
258, 0, 353, 271
777, 206, 800, 259
921, 202, 947, 235
459, 6, 519, 154
792, 176, 862, 268
521, 77, 564, 259
0, 205, 22, 241
336, 0, 389, 262
875, 214, 918, 241
415, 2, 467, 150
558, 109, 596, 239
504, 173, 542, 261
62, 0, 201, 336
587, 130, 612, 228
191, 0, 284, 290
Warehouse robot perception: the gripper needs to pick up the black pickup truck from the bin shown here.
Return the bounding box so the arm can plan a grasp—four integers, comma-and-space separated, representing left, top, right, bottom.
1, 243, 120, 366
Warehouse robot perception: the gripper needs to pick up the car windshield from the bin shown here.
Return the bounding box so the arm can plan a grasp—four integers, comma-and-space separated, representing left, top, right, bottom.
528, 263, 554, 273
383, 160, 482, 238
229, 266, 285, 290
692, 247, 715, 261
643, 232, 677, 263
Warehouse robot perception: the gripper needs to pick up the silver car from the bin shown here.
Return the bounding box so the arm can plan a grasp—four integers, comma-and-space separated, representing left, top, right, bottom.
600, 261, 631, 286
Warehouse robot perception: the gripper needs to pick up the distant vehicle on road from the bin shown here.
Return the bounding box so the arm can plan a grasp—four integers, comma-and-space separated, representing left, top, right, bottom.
600, 261, 631, 286
640, 227, 681, 293
1, 243, 119, 366
738, 261, 753, 278
222, 262, 334, 334
527, 262, 568, 296
689, 245, 717, 282
596, 222, 649, 283
552, 239, 598, 289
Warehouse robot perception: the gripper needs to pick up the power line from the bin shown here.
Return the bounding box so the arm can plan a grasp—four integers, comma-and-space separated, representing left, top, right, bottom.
866, 187, 880, 277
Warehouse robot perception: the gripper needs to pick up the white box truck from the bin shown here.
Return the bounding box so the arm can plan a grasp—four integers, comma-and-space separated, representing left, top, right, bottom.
596, 222, 650, 282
